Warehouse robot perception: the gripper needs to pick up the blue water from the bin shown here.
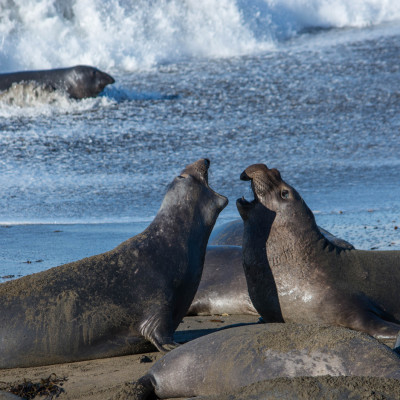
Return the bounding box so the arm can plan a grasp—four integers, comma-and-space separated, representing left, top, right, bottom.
0, 1, 400, 281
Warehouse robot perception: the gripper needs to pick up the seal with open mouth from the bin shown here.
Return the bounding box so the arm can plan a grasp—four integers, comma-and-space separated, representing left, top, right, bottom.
237, 163, 400, 339
188, 220, 353, 317
0, 159, 228, 368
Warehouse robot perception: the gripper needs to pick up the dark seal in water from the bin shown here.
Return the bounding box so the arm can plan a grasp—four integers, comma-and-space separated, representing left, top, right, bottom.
0, 65, 114, 99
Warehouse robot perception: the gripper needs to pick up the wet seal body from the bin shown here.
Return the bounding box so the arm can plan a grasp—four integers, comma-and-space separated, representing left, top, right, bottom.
188, 245, 258, 316
0, 159, 228, 368
0, 65, 115, 99
126, 324, 400, 399
238, 164, 400, 339
188, 221, 353, 316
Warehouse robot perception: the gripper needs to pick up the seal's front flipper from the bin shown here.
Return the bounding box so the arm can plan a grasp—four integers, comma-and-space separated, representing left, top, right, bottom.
139, 311, 178, 352
156, 340, 180, 353
349, 310, 400, 340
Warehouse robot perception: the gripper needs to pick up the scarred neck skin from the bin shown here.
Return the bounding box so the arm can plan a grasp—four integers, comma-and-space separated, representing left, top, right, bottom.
241, 203, 284, 322
152, 176, 227, 250
266, 202, 328, 274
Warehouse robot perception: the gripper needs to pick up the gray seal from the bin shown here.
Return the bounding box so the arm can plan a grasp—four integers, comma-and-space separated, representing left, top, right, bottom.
210, 219, 354, 249
188, 221, 353, 316
0, 65, 115, 99
237, 163, 400, 339
126, 323, 400, 399
189, 376, 400, 400
0, 159, 228, 368
188, 245, 258, 316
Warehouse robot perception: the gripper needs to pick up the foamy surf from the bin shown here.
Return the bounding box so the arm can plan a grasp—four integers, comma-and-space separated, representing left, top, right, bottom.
1, 0, 399, 73
0, 82, 116, 117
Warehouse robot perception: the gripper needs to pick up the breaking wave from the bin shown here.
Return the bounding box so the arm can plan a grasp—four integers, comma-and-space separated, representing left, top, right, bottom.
1, 0, 399, 73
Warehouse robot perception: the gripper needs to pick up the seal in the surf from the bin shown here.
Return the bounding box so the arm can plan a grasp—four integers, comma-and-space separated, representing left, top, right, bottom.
123, 324, 400, 399
188, 221, 353, 316
0, 65, 115, 99
0, 159, 228, 368
237, 163, 400, 339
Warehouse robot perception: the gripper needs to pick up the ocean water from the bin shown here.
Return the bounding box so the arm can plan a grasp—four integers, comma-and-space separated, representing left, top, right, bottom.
0, 0, 399, 281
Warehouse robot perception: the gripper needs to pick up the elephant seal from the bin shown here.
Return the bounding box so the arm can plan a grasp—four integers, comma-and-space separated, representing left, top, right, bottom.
0, 159, 228, 368
210, 219, 354, 249
123, 323, 400, 399
188, 222, 353, 316
0, 65, 114, 99
190, 376, 400, 400
188, 245, 258, 316
237, 164, 400, 339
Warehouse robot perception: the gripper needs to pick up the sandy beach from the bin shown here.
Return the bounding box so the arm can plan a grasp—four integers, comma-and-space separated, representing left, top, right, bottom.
0, 314, 398, 400
0, 315, 260, 399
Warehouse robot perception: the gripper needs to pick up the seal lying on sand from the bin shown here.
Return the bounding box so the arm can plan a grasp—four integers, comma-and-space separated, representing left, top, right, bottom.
188, 221, 353, 316
190, 376, 400, 400
0, 65, 114, 99
0, 159, 228, 368
124, 323, 400, 399
237, 164, 400, 339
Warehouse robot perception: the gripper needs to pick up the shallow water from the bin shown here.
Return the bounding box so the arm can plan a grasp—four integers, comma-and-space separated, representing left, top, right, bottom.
0, 1, 399, 280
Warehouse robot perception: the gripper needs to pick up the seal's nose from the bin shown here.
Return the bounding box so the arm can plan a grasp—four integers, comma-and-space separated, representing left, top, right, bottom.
240, 170, 251, 181
105, 73, 115, 84
204, 159, 210, 169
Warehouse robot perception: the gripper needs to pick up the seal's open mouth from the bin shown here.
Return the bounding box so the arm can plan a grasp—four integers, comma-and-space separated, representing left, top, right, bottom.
236, 169, 258, 209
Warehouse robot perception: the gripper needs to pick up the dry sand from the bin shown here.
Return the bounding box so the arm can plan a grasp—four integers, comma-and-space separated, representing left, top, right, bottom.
0, 315, 259, 400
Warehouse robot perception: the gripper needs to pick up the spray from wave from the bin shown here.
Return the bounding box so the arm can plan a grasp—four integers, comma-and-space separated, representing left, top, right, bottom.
0, 82, 115, 117
0, 0, 400, 73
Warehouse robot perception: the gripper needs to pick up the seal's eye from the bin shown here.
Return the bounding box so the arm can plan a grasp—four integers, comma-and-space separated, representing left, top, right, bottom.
281, 189, 289, 199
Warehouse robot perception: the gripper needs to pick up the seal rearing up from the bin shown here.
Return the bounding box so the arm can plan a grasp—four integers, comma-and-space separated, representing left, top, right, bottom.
237, 163, 400, 339
0, 159, 228, 368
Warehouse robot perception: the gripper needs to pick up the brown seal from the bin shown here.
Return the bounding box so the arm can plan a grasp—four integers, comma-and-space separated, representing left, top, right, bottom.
188, 220, 353, 316
237, 163, 400, 339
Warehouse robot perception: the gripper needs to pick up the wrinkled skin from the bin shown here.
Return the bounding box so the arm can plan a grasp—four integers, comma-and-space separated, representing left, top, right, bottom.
0, 65, 115, 99
237, 164, 400, 339
0, 159, 228, 368
209, 218, 354, 250
188, 221, 353, 317
129, 324, 400, 399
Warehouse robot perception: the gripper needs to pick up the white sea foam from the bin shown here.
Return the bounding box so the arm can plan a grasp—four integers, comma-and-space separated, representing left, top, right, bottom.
1, 0, 399, 73
0, 82, 115, 117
